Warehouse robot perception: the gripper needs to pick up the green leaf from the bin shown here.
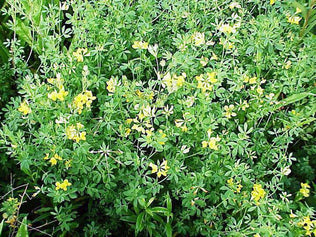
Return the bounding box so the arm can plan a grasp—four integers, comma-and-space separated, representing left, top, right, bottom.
165, 222, 172, 237
151, 207, 169, 215
0, 219, 4, 235
278, 92, 313, 107
246, 46, 254, 55
166, 194, 172, 212
13, 18, 33, 46
16, 216, 28, 237
135, 212, 145, 233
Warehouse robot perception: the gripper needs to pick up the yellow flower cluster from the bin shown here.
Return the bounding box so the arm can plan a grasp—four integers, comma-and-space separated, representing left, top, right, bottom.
132, 41, 149, 49
244, 76, 257, 84
131, 118, 152, 134
195, 72, 217, 93
3, 198, 19, 227
224, 105, 237, 119
162, 72, 186, 93
149, 159, 170, 178
218, 24, 236, 34
202, 136, 221, 150
175, 112, 192, 132
48, 88, 68, 101
18, 100, 31, 115
66, 123, 86, 142
227, 178, 243, 193
106, 77, 120, 93
137, 104, 156, 120
297, 216, 316, 236
55, 179, 71, 191
73, 90, 96, 114
191, 32, 205, 46
251, 183, 266, 205
47, 74, 68, 101
44, 153, 62, 166
299, 183, 310, 197
287, 15, 301, 25
157, 129, 167, 145
73, 48, 89, 62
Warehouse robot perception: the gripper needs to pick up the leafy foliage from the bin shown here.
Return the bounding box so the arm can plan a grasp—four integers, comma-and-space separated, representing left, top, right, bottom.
0, 0, 315, 236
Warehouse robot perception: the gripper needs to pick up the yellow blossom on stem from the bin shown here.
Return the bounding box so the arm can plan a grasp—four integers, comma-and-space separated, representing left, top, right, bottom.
66, 124, 86, 142
18, 101, 31, 115
149, 159, 170, 178
224, 105, 237, 118
287, 16, 301, 25
218, 24, 236, 34
251, 183, 266, 205
73, 90, 96, 114
132, 41, 149, 49
256, 86, 264, 95
73, 48, 89, 62
192, 32, 205, 46
48, 86, 68, 101
299, 183, 310, 197
202, 136, 221, 150
55, 179, 72, 191
106, 77, 120, 93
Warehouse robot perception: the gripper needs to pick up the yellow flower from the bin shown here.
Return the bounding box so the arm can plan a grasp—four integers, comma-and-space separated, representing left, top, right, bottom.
73, 90, 96, 114
207, 72, 217, 84
270, 0, 276, 5
196, 74, 213, 93
299, 183, 310, 197
236, 184, 243, 193
48, 86, 68, 102
202, 140, 208, 148
256, 86, 264, 95
295, 7, 302, 14
251, 184, 266, 204
106, 77, 119, 93
249, 77, 257, 84
56, 89, 68, 101
49, 157, 57, 166
287, 16, 301, 25
241, 101, 249, 111
48, 91, 58, 101
149, 163, 158, 173
132, 41, 149, 49
285, 60, 291, 69
208, 136, 221, 150
43, 153, 49, 160
48, 154, 62, 166
224, 105, 237, 118
227, 178, 234, 186
192, 32, 205, 46
218, 24, 236, 34
254, 234, 261, 237
73, 48, 89, 62
18, 101, 31, 115
55, 179, 72, 191
162, 72, 186, 93
66, 124, 86, 142
149, 159, 170, 178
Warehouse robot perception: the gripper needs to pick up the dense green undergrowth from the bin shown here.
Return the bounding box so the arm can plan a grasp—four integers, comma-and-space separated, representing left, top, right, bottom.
0, 0, 315, 236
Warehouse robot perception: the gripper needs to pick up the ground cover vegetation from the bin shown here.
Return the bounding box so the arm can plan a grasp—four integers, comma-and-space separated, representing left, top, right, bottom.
0, 0, 315, 236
